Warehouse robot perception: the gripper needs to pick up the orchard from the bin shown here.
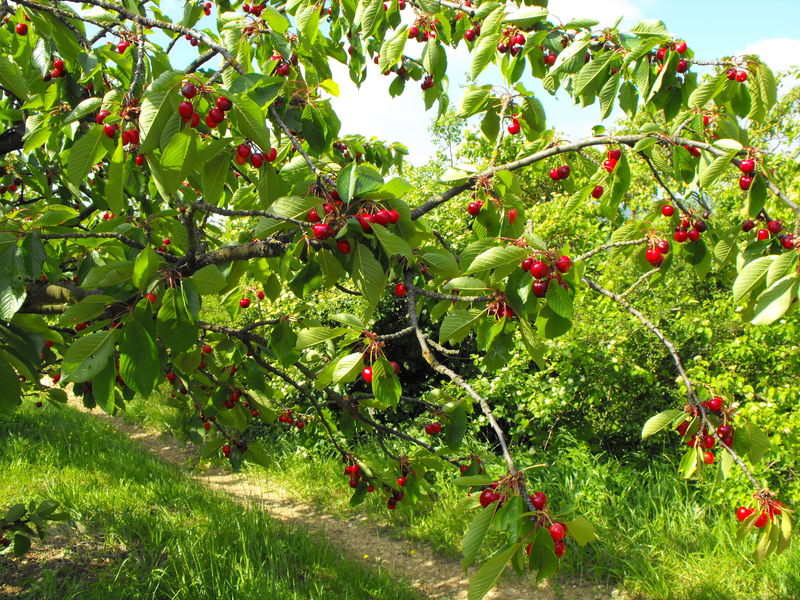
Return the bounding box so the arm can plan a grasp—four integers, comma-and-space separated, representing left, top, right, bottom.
0, 0, 798, 597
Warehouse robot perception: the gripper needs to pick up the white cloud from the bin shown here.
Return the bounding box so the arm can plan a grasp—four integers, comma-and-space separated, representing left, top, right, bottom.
740, 38, 800, 75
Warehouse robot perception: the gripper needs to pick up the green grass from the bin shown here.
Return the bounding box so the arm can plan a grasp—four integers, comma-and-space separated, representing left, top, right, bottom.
0, 404, 423, 600
126, 390, 798, 600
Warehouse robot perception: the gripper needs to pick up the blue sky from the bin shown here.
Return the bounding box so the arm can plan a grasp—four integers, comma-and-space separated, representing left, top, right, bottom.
156, 0, 800, 163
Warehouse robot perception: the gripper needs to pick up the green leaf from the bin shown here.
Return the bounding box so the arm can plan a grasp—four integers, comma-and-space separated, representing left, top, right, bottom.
443, 277, 489, 292
445, 404, 468, 449
61, 330, 118, 383
679, 447, 698, 479
0, 57, 29, 100
67, 125, 107, 187
0, 354, 21, 413
564, 516, 597, 546
528, 528, 558, 582
332, 352, 364, 385
699, 153, 734, 188
157, 131, 195, 196
371, 357, 400, 408
733, 256, 775, 303
139, 70, 182, 153
370, 223, 413, 259
157, 287, 197, 354
119, 319, 159, 397
106, 138, 126, 215
230, 94, 271, 155
295, 327, 348, 349
599, 72, 621, 119
63, 97, 102, 125
470, 33, 502, 80
641, 409, 683, 439
458, 85, 492, 118
464, 246, 528, 275
750, 276, 797, 326
468, 544, 518, 600
440, 309, 483, 344
133, 247, 161, 291
462, 506, 495, 569
746, 173, 768, 217
746, 420, 771, 464
57, 295, 115, 327
188, 264, 227, 295
351, 243, 386, 317
378, 26, 408, 73
504, 6, 547, 27
545, 282, 573, 320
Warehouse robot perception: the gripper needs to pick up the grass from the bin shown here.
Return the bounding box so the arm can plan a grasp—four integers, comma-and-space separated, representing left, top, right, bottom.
120, 392, 800, 600
0, 404, 423, 600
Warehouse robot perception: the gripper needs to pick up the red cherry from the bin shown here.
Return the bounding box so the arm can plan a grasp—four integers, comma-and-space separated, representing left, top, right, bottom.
558, 165, 570, 179
676, 421, 689, 436
103, 123, 119, 138
208, 108, 225, 123
190, 112, 200, 127
44, 340, 54, 348
239, 298, 251, 308
75, 322, 87, 331
554, 540, 566, 558
754, 512, 768, 527
645, 248, 662, 265
656, 240, 670, 254
531, 280, 549, 298
739, 159, 755, 174
397, 476, 406, 487
95, 109, 111, 124
548, 168, 561, 181
736, 506, 755, 521
717, 424, 733, 438
296, 420, 305, 429
674, 41, 687, 54
735, 70, 748, 83
708, 396, 723, 411
548, 522, 566, 542
479, 488, 499, 508
15, 22, 28, 35
674, 229, 689, 243
782, 235, 795, 249
656, 47, 667, 62
215, 96, 233, 111
464, 29, 476, 42
687, 228, 700, 242
312, 223, 332, 239
52, 373, 61, 384
529, 261, 549, 279
602, 158, 618, 172
250, 153, 264, 167
222, 444, 231, 458
607, 149, 622, 161
337, 240, 351, 254
205, 114, 218, 128
555, 255, 572, 273
374, 209, 392, 225
756, 229, 769, 241
388, 209, 400, 224
544, 53, 556, 67
361, 366, 373, 383
521, 257, 534, 272
145, 292, 157, 303
467, 201, 482, 216
507, 119, 520, 135
394, 282, 407, 297
661, 205, 675, 217
591, 185, 604, 199
202, 344, 213, 354
236, 144, 251, 158
741, 220, 755, 232
307, 208, 321, 223
530, 492, 547, 510
181, 82, 198, 99
767, 220, 782, 234
390, 361, 400, 374
676, 59, 688, 74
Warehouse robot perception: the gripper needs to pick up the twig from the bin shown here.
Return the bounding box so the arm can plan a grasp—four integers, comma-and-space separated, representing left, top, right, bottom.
638, 151, 690, 215
196, 201, 310, 228
574, 238, 648, 263
408, 283, 490, 303
268, 105, 336, 188
620, 268, 660, 299
128, 25, 145, 97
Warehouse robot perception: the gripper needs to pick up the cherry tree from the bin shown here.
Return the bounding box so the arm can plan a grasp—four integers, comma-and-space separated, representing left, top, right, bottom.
0, 0, 797, 595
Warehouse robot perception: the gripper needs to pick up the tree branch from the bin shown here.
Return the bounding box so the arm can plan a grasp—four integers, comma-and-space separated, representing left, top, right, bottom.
268, 105, 336, 188
574, 238, 648, 263
582, 275, 765, 493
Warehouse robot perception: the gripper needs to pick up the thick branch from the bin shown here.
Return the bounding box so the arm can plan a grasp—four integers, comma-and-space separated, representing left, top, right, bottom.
196, 201, 309, 227
191, 238, 291, 268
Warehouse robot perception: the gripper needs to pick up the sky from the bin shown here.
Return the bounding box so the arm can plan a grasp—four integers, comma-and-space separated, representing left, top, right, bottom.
156, 0, 800, 163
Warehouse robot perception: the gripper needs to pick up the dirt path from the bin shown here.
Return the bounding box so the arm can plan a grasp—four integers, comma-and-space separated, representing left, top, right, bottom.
72, 402, 612, 600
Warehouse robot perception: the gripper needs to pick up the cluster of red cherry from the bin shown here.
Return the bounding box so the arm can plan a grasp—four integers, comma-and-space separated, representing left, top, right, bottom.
496, 29, 526, 56
742, 218, 794, 248
279, 409, 305, 428
95, 109, 143, 164
654, 40, 689, 74
177, 81, 233, 129
661, 205, 709, 244
519, 254, 573, 298
675, 395, 732, 465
